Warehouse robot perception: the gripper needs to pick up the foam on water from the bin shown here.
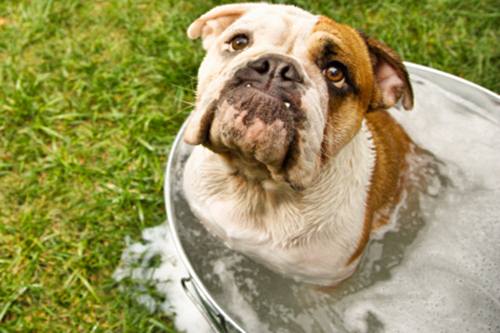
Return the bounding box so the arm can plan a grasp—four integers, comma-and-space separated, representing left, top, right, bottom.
115, 73, 500, 332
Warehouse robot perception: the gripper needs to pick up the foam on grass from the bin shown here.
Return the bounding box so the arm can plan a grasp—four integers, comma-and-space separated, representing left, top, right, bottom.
113, 225, 211, 332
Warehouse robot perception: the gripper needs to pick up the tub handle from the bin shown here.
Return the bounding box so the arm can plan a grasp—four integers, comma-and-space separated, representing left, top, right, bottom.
181, 276, 228, 333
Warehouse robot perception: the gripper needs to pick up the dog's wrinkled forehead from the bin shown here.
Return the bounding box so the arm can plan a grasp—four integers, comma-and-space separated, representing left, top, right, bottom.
223, 8, 315, 52
188, 4, 317, 53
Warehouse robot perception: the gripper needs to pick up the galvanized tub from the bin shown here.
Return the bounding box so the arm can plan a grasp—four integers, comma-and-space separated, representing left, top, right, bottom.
164, 63, 500, 333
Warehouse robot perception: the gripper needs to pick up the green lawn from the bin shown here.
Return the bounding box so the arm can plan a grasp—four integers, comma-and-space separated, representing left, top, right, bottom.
0, 0, 497, 332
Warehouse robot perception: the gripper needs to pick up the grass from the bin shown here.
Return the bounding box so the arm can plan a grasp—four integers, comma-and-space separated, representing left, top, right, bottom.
0, 0, 497, 332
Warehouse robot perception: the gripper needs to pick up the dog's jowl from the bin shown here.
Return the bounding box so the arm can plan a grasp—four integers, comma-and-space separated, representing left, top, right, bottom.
183, 3, 414, 286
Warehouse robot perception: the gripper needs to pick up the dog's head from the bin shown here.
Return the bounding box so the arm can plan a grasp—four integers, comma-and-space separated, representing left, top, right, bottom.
184, 3, 413, 190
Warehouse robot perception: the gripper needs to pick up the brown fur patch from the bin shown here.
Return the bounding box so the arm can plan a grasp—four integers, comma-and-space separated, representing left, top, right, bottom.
310, 16, 413, 265
347, 110, 412, 264
310, 17, 375, 162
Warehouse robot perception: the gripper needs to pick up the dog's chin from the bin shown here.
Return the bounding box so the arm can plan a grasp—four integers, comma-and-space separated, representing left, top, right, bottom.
203, 85, 309, 190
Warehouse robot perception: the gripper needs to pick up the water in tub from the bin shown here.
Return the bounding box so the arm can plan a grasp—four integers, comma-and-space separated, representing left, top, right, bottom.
115, 73, 500, 332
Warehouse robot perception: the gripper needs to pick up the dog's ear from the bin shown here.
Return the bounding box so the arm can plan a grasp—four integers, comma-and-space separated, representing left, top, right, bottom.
187, 3, 257, 50
362, 35, 414, 111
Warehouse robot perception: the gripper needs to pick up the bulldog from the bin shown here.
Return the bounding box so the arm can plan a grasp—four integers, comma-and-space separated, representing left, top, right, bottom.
182, 3, 414, 286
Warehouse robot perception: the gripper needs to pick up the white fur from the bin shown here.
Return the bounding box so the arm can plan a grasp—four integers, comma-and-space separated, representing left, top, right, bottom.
183, 122, 375, 286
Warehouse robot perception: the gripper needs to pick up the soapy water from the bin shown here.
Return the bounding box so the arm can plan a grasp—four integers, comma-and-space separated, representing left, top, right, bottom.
115, 73, 500, 333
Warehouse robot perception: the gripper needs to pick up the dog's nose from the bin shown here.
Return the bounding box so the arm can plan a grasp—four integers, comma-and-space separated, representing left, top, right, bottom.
246, 55, 303, 84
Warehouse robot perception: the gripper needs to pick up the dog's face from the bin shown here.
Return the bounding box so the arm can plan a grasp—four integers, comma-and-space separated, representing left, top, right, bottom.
185, 3, 412, 190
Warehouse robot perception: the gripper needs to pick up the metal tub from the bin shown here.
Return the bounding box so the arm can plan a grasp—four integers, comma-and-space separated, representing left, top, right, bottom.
164, 63, 500, 333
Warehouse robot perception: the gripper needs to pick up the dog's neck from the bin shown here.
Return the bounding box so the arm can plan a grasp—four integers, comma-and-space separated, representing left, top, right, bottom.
183, 121, 376, 248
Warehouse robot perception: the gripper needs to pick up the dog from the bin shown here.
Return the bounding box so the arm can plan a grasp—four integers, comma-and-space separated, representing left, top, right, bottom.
182, 3, 414, 287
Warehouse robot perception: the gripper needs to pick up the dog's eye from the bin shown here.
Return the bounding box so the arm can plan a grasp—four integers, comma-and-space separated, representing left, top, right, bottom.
323, 63, 346, 88
228, 34, 249, 52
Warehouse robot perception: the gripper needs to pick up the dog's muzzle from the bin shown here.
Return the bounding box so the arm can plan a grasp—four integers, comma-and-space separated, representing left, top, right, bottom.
207, 54, 306, 175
